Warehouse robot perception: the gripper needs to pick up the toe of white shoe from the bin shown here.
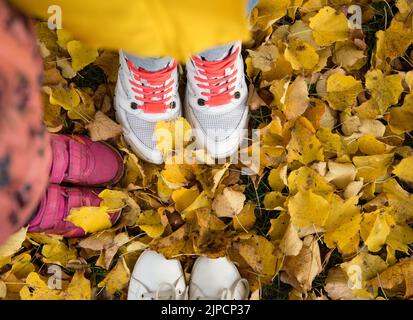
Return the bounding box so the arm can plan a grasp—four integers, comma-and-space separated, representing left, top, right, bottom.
189, 256, 244, 299
128, 250, 186, 300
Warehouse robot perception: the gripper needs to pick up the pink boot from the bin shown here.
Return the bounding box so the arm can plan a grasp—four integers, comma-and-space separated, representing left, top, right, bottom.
49, 135, 124, 186
28, 184, 120, 237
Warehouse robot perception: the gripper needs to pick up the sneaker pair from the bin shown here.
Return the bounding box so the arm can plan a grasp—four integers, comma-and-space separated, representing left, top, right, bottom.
115, 42, 249, 164
128, 250, 249, 300
28, 135, 124, 237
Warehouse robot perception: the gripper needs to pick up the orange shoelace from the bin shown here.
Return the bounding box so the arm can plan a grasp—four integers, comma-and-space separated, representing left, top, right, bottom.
127, 60, 177, 113
192, 47, 239, 107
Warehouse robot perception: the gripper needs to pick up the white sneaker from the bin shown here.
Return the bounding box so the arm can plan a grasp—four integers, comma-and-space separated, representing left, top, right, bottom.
185, 42, 249, 160
189, 256, 250, 300
127, 250, 187, 300
114, 51, 181, 164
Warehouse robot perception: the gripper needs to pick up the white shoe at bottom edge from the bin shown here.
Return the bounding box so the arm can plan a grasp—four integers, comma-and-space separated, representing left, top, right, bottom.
127, 250, 249, 300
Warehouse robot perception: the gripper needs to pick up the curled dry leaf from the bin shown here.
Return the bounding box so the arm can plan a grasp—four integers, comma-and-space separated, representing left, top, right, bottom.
212, 187, 246, 218
86, 111, 123, 141
281, 236, 322, 293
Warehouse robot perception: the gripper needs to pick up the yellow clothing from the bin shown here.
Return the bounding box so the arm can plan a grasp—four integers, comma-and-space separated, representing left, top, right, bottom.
11, 0, 249, 61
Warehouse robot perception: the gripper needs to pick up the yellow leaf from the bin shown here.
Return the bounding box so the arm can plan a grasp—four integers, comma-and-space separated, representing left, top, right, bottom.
49, 84, 81, 111
284, 38, 319, 71
261, 117, 284, 146
282, 76, 309, 120
233, 203, 256, 231
68, 88, 96, 121
360, 208, 395, 252
27, 233, 64, 246
341, 252, 387, 284
155, 117, 192, 155
393, 156, 413, 183
312, 47, 331, 73
0, 227, 27, 257
67, 40, 99, 72
383, 179, 413, 224
66, 206, 112, 234
263, 191, 286, 210
300, 0, 327, 13
287, 117, 324, 164
365, 69, 403, 114
358, 134, 394, 155
120, 148, 144, 187
20, 272, 63, 300
137, 209, 166, 238
389, 93, 413, 134
309, 6, 349, 46
151, 225, 193, 258
288, 190, 330, 228
324, 195, 361, 255
353, 154, 393, 183
368, 259, 413, 298
181, 191, 212, 219
7, 253, 35, 279
396, 0, 413, 19
277, 223, 303, 257
268, 166, 287, 191
171, 186, 200, 213
56, 29, 74, 49
160, 162, 193, 189
287, 166, 333, 196
406, 70, 413, 91
65, 272, 91, 300
238, 235, 277, 277
316, 127, 348, 159
0, 256, 11, 269
386, 224, 413, 264
212, 187, 246, 218
354, 99, 381, 120
98, 189, 129, 210
250, 0, 289, 30
194, 209, 227, 257
288, 20, 319, 49
325, 74, 363, 111
42, 240, 77, 266
98, 258, 130, 296
375, 20, 413, 71
267, 212, 290, 240
126, 241, 149, 253
195, 163, 230, 197
43, 94, 64, 131
156, 175, 173, 202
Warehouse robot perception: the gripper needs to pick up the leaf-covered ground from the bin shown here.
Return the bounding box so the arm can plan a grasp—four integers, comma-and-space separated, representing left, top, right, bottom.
1, 0, 413, 300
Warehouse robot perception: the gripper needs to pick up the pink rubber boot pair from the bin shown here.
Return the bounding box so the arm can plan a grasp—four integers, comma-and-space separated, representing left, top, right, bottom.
28, 135, 124, 237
